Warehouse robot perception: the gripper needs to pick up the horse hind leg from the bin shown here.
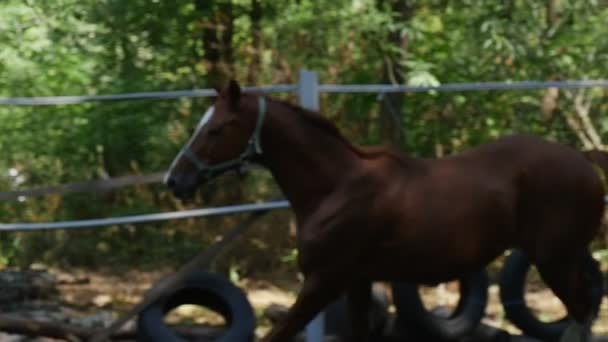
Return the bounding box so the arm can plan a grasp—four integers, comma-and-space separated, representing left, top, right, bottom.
535, 255, 596, 342
347, 280, 372, 342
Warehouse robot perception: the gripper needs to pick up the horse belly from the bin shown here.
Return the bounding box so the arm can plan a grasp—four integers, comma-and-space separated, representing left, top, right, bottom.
359, 243, 503, 285
360, 191, 516, 284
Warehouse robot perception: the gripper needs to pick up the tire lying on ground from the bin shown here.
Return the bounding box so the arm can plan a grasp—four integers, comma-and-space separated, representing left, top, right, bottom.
499, 249, 603, 342
137, 271, 256, 342
391, 270, 489, 340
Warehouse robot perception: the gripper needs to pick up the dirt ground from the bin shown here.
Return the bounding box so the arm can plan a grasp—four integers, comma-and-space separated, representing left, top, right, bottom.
2, 266, 608, 341
44, 268, 608, 338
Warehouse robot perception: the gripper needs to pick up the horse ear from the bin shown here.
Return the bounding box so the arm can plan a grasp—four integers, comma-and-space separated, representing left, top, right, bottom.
227, 79, 241, 105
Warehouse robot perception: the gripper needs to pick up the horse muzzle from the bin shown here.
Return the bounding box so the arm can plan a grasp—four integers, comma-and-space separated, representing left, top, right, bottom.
165, 173, 200, 199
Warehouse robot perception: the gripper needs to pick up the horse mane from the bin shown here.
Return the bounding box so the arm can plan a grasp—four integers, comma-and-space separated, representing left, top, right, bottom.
267, 96, 408, 162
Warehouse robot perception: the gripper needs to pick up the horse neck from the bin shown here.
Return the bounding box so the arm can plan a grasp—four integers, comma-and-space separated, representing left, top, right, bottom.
259, 105, 362, 215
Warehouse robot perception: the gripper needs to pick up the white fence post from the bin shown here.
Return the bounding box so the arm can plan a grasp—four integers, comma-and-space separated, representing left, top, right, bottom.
298, 70, 319, 110
298, 69, 325, 342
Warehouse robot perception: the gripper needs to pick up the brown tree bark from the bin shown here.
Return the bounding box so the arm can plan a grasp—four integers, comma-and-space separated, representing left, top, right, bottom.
546, 0, 560, 27
377, 0, 413, 148
195, 0, 235, 87
247, 0, 262, 85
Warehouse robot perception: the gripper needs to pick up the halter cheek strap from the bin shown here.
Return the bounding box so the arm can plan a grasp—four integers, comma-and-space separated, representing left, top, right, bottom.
188, 96, 267, 178
182, 147, 208, 171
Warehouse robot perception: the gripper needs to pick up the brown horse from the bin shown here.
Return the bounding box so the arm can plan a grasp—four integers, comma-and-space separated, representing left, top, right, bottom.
165, 81, 605, 342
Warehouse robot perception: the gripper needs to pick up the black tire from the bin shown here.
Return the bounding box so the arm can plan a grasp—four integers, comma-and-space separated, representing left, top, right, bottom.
391, 270, 489, 340
137, 271, 256, 342
499, 249, 604, 342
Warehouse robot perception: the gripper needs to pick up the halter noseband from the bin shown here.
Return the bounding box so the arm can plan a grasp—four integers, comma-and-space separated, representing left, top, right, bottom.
184, 96, 267, 179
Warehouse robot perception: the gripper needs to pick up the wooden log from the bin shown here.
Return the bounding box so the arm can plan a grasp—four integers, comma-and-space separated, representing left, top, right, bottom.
0, 270, 58, 305
0, 313, 225, 341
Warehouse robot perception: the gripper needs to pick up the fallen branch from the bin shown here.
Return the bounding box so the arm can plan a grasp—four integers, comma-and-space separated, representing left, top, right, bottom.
0, 314, 83, 341
88, 198, 282, 342
0, 313, 224, 341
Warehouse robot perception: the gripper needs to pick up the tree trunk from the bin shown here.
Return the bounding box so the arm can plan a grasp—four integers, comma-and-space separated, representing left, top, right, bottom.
378, 0, 413, 148
546, 0, 560, 27
247, 0, 262, 85
195, 0, 235, 87
220, 1, 235, 76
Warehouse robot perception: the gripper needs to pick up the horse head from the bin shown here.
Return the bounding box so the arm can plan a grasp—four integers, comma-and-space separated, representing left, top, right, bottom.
164, 80, 266, 198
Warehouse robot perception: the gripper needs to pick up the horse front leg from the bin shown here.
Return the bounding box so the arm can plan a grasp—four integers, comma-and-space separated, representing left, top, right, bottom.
261, 272, 345, 342
347, 280, 372, 342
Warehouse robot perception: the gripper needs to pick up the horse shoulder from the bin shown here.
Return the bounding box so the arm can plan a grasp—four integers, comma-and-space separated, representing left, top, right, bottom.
295, 184, 378, 274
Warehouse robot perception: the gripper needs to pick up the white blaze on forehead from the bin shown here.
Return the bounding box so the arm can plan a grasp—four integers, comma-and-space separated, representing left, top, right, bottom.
198, 105, 215, 128
164, 105, 215, 183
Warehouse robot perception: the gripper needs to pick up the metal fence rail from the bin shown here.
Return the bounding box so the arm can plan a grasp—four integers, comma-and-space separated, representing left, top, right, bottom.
1, 79, 607, 106
0, 200, 290, 232
0, 85, 297, 106
318, 79, 608, 93
0, 172, 165, 201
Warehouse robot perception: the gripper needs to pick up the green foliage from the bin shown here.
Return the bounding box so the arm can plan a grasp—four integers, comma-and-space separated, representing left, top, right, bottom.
0, 0, 606, 272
